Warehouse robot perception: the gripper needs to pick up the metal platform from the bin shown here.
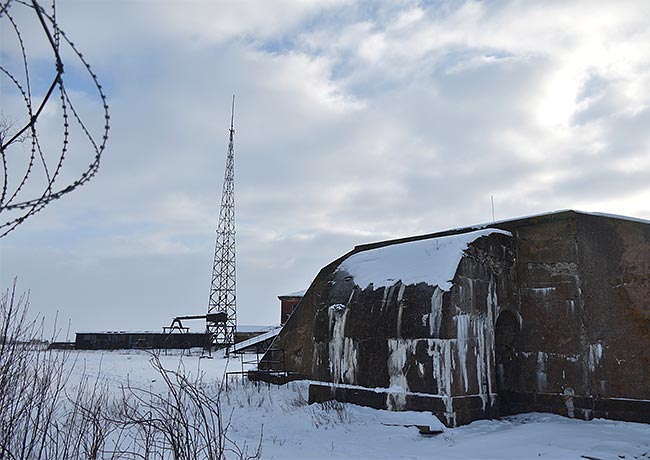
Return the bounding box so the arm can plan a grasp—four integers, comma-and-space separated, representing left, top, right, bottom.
228, 326, 282, 354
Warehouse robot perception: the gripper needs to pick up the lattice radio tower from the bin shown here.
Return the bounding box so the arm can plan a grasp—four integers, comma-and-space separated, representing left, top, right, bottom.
207, 95, 237, 347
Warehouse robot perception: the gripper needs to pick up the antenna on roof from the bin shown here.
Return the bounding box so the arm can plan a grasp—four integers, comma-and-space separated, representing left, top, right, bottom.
491, 195, 495, 223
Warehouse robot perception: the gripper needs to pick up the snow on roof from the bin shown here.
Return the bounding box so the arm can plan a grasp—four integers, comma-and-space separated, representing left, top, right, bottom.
468, 209, 650, 231
76, 331, 167, 335
237, 325, 277, 333
356, 210, 650, 255
337, 228, 512, 291
278, 290, 306, 298
578, 211, 650, 225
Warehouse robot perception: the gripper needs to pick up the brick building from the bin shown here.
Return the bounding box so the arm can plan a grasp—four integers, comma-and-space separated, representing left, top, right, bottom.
278, 290, 305, 324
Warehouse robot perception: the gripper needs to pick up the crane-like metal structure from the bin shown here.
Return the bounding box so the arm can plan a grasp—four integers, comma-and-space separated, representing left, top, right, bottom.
207, 95, 237, 347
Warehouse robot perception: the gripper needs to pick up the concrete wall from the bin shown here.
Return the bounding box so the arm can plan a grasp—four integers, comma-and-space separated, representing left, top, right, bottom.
498, 213, 650, 423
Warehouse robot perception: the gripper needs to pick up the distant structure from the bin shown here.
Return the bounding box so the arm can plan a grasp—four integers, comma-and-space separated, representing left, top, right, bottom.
207, 96, 238, 347
278, 291, 305, 324
262, 210, 650, 427
75, 331, 210, 350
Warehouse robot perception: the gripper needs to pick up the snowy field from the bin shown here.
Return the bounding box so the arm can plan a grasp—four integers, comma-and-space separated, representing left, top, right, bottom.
66, 349, 650, 460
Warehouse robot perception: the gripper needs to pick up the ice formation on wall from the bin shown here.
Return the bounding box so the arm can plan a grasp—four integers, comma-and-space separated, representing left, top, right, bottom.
483, 278, 497, 404
421, 287, 444, 336
396, 283, 407, 338
430, 339, 455, 425
456, 314, 471, 392
336, 228, 512, 291
386, 338, 456, 421
387, 339, 414, 410
455, 312, 496, 411
588, 343, 603, 372
324, 229, 508, 423
529, 287, 557, 300
386, 280, 499, 424
563, 387, 575, 418
537, 352, 548, 393
328, 304, 357, 384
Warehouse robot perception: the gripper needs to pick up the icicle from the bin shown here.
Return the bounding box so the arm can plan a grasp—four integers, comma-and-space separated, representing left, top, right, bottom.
564, 387, 575, 418
455, 314, 471, 393
587, 343, 603, 372
382, 285, 395, 313
397, 283, 406, 302
537, 352, 547, 393
475, 318, 487, 410
428, 339, 455, 426
485, 278, 496, 399
386, 338, 416, 410
396, 283, 406, 338
328, 305, 358, 384
429, 287, 443, 337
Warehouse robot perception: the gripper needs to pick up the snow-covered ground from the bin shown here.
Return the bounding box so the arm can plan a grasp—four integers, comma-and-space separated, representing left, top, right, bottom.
66, 349, 650, 460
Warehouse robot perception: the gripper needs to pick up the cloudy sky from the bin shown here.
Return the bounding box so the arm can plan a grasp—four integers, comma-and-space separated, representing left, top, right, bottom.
1, 0, 649, 335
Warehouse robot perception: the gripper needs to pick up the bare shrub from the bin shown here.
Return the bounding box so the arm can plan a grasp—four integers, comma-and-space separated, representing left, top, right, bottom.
115, 353, 262, 460
0, 281, 77, 459
62, 372, 119, 459
0, 281, 261, 460
223, 376, 272, 409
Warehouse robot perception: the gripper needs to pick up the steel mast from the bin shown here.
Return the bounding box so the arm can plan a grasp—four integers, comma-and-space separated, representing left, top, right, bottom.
207, 95, 237, 347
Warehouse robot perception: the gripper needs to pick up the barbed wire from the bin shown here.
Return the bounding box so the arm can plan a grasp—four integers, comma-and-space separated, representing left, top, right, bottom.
0, 0, 110, 238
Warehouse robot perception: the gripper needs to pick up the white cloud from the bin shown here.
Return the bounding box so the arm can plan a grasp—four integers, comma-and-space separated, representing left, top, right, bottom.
157, 0, 351, 44
2, 0, 650, 333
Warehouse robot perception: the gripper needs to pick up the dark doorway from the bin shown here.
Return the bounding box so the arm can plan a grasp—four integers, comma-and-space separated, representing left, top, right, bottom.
495, 310, 520, 415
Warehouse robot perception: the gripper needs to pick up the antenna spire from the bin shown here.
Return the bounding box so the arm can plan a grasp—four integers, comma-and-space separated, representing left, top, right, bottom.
230, 94, 235, 131
207, 96, 237, 347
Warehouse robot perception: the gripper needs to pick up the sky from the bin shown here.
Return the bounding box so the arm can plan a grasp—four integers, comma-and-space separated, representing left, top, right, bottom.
1, 0, 650, 335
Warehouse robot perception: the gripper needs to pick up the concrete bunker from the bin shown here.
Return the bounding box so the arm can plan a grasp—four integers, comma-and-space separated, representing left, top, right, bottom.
262, 210, 650, 427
